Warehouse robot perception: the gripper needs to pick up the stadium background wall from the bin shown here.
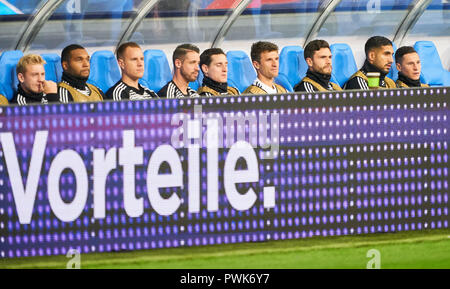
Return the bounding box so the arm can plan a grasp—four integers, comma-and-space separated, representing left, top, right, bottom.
0, 87, 448, 259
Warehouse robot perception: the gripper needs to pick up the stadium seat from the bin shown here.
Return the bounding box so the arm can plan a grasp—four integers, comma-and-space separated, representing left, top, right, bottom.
414, 41, 450, 86
142, 49, 172, 92
330, 43, 357, 88
0, 83, 8, 102
88, 50, 121, 93
275, 46, 307, 92
387, 42, 398, 81
0, 50, 23, 101
227, 50, 256, 93
41, 53, 62, 83
188, 69, 203, 92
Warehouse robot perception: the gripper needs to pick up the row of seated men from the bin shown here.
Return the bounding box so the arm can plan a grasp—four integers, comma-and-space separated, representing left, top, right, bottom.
0, 35, 428, 106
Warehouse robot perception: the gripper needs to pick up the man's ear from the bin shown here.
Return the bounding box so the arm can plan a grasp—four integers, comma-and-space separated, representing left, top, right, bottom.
62, 61, 69, 71
201, 64, 208, 76
305, 57, 313, 67
117, 58, 125, 70
252, 60, 260, 70
368, 50, 375, 62
17, 72, 25, 83
396, 62, 401, 72
175, 58, 182, 69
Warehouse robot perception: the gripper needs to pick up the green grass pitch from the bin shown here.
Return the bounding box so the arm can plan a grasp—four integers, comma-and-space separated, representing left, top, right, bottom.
1, 229, 449, 269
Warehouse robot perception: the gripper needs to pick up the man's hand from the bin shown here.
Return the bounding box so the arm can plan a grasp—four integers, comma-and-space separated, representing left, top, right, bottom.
42, 80, 57, 94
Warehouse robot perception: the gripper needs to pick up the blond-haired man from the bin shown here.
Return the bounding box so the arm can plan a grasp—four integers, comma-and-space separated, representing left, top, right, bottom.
12, 54, 58, 105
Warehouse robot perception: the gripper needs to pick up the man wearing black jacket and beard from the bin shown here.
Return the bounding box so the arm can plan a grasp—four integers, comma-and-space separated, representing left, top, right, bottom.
344, 36, 396, 90
58, 44, 104, 103
294, 40, 342, 92
158, 43, 200, 98
197, 48, 239, 96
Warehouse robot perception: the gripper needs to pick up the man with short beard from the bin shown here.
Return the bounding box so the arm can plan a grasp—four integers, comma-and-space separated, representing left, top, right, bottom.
395, 46, 428, 88
294, 40, 341, 92
12, 54, 58, 105
106, 42, 158, 100
158, 44, 200, 98
197, 48, 239, 96
345, 36, 396, 90
58, 44, 104, 103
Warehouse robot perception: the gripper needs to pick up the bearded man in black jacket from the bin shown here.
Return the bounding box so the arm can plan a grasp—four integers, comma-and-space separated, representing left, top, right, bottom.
344, 36, 396, 90
294, 39, 342, 92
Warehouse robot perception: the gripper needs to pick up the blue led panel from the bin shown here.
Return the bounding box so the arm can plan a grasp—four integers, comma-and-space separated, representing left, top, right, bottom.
0, 87, 448, 258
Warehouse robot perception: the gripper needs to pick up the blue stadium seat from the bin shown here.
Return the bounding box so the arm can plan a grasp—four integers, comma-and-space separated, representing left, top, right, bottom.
142, 49, 172, 92
387, 42, 398, 81
188, 69, 203, 92
0, 50, 23, 101
227, 50, 256, 93
0, 83, 8, 99
41, 53, 62, 83
414, 41, 450, 86
275, 46, 307, 92
330, 43, 357, 88
88, 50, 121, 93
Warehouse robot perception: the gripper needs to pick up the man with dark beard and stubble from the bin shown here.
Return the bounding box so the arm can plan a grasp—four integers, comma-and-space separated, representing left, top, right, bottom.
344, 36, 396, 90
158, 44, 200, 98
294, 40, 342, 92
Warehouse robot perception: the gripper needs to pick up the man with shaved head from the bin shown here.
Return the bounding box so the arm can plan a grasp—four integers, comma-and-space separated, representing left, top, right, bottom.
106, 42, 158, 100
